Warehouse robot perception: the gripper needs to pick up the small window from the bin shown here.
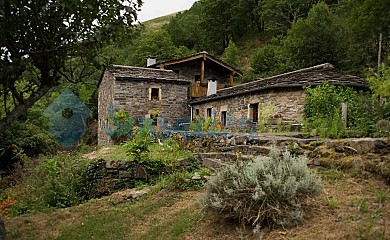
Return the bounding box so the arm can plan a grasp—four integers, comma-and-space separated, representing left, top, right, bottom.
173, 69, 180, 74
206, 108, 212, 118
195, 75, 201, 82
195, 109, 200, 116
221, 111, 227, 127
150, 88, 160, 100
249, 103, 259, 123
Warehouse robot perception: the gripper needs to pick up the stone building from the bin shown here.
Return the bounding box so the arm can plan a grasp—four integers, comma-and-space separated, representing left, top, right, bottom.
98, 52, 367, 145
189, 63, 367, 126
98, 65, 191, 145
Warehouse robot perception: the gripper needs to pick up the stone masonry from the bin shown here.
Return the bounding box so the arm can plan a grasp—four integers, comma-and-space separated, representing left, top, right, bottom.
191, 88, 306, 123
98, 65, 191, 145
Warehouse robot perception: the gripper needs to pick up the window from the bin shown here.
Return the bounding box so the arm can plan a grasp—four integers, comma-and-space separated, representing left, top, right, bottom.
150, 88, 160, 100
173, 69, 180, 74
221, 111, 227, 127
249, 103, 259, 123
195, 109, 200, 116
206, 108, 212, 118
195, 75, 201, 82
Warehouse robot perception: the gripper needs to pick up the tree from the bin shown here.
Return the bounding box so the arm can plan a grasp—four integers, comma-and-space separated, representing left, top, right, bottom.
129, 30, 192, 67
223, 41, 239, 67
282, 2, 344, 69
0, 0, 142, 133
261, 0, 338, 33
348, 0, 390, 69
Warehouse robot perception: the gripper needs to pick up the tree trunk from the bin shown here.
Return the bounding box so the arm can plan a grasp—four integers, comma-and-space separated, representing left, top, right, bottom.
0, 83, 53, 133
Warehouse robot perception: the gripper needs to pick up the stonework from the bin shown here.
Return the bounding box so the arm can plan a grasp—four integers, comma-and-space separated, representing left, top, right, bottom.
98, 66, 191, 145
191, 88, 306, 123
98, 70, 116, 145
98, 60, 367, 146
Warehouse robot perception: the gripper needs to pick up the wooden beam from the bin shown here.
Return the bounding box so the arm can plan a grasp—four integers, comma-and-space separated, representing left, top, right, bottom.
155, 54, 203, 68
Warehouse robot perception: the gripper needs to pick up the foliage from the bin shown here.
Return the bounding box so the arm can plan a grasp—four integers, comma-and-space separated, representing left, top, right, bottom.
348, 0, 390, 69
0, 118, 58, 170
106, 107, 136, 143
159, 170, 203, 191
124, 121, 196, 180
199, 149, 322, 230
223, 41, 240, 67
0, 0, 142, 132
125, 120, 156, 171
2, 152, 92, 215
304, 82, 383, 138
261, 0, 326, 33
129, 29, 193, 67
368, 61, 390, 100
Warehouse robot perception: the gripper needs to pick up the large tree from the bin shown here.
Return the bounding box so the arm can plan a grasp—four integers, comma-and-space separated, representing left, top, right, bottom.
0, 0, 142, 133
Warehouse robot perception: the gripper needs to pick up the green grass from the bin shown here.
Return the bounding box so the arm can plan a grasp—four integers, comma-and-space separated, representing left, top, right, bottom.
141, 12, 180, 33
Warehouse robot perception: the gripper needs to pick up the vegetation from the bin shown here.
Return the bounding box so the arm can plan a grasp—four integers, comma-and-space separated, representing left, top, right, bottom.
304, 82, 389, 138
0, 0, 142, 132
200, 149, 322, 231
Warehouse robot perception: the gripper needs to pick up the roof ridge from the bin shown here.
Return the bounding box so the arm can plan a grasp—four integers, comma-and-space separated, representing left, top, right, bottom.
110, 65, 174, 72
218, 63, 334, 93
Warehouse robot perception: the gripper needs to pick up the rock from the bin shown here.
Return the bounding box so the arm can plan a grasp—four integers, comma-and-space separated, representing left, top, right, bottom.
110, 188, 150, 203
0, 217, 6, 240
192, 172, 202, 180
134, 164, 147, 179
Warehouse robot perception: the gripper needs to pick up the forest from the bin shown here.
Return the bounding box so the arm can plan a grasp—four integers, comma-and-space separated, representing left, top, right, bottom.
0, 0, 389, 168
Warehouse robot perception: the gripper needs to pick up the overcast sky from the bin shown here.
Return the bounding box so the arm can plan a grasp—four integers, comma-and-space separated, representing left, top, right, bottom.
137, 0, 198, 22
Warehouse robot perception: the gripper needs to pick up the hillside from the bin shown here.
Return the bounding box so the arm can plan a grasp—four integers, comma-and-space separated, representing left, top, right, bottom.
5, 167, 389, 239
141, 12, 180, 33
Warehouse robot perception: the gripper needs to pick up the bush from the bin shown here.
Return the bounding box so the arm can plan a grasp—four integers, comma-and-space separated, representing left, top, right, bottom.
3, 153, 92, 215
304, 82, 382, 138
199, 149, 322, 231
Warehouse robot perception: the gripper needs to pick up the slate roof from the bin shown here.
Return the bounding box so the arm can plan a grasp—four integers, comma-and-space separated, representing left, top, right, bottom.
149, 51, 243, 76
190, 63, 368, 104
104, 65, 192, 84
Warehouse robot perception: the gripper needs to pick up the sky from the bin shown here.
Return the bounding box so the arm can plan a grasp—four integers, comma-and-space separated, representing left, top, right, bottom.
137, 0, 198, 22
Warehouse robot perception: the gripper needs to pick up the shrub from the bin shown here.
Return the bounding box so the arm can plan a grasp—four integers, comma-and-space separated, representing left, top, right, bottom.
199, 149, 322, 231
105, 107, 135, 143
3, 153, 92, 215
304, 82, 381, 138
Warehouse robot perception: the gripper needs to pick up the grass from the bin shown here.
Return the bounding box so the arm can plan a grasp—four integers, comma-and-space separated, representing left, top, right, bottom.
84, 139, 194, 164
141, 12, 180, 33
5, 168, 390, 240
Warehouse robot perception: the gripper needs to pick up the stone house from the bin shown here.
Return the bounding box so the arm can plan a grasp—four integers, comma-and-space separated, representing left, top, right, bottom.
98, 65, 192, 145
189, 63, 367, 126
98, 53, 367, 145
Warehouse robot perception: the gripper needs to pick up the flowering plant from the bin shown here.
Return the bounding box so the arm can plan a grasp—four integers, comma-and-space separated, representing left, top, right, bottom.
273, 113, 283, 118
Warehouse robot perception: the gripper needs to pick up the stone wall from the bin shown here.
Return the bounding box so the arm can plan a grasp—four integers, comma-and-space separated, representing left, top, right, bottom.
98, 71, 116, 145
191, 88, 306, 124
113, 79, 190, 128
98, 71, 191, 146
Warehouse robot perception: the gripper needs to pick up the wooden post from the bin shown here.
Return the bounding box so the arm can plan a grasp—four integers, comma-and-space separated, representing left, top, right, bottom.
341, 103, 347, 127
378, 33, 382, 79
229, 72, 234, 86
201, 59, 205, 83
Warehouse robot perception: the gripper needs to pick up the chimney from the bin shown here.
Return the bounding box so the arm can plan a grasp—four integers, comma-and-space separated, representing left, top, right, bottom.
207, 77, 218, 96
147, 56, 156, 67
